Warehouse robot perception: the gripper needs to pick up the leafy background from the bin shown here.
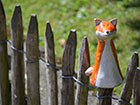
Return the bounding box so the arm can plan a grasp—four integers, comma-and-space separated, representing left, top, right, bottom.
3, 0, 140, 97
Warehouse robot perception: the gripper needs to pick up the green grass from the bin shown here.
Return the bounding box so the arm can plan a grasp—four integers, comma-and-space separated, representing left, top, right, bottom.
2, 0, 140, 98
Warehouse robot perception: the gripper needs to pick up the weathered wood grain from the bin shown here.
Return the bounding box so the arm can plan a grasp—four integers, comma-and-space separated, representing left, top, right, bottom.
118, 52, 139, 105
97, 88, 113, 105
61, 29, 77, 105
45, 22, 58, 105
0, 1, 9, 105
75, 36, 90, 105
133, 67, 140, 105
11, 5, 25, 105
26, 14, 40, 105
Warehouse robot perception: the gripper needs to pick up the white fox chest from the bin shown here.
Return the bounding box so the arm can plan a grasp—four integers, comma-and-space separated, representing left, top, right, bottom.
95, 40, 123, 88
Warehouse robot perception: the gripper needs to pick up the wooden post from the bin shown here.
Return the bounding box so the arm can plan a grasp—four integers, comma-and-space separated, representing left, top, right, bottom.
61, 29, 77, 105
44, 22, 58, 105
133, 67, 140, 105
97, 88, 113, 105
118, 52, 139, 105
26, 14, 40, 105
75, 36, 90, 105
11, 5, 25, 105
0, 0, 9, 105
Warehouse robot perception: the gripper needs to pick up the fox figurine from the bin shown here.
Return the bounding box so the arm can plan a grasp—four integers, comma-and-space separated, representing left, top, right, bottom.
85, 18, 123, 88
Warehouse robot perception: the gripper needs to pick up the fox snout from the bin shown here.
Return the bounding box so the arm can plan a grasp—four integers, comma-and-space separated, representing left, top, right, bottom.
106, 31, 109, 34
96, 30, 116, 40
105, 30, 114, 35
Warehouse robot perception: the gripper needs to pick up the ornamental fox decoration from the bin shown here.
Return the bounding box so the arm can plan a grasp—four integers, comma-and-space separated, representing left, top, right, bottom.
85, 18, 123, 88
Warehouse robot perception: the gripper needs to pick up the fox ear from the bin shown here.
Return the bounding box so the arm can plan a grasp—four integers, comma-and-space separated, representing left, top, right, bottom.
110, 18, 117, 26
94, 18, 102, 26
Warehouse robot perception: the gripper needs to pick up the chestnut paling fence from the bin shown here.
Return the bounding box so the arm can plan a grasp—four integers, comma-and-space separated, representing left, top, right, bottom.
0, 2, 140, 105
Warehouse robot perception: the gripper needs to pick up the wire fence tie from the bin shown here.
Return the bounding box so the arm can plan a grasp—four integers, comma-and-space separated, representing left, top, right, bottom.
7, 40, 25, 53
62, 75, 74, 79
96, 92, 111, 99
117, 98, 132, 105
10, 45, 24, 53
72, 76, 98, 89
39, 57, 62, 71
25, 58, 40, 63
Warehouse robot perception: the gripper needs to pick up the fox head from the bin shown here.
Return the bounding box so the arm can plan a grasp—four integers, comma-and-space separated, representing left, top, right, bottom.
94, 18, 117, 40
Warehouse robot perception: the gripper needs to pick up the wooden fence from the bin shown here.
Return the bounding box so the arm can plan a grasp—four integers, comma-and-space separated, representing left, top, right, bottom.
0, 1, 140, 105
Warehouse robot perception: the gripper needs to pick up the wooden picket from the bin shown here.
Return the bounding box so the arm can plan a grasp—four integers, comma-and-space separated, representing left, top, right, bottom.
45, 22, 58, 105
26, 15, 40, 105
133, 67, 140, 105
75, 37, 90, 105
61, 30, 77, 105
0, 1, 140, 105
11, 5, 25, 105
0, 1, 9, 105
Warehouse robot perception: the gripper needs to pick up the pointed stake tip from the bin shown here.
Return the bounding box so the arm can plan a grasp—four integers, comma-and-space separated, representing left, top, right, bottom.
133, 51, 139, 58
31, 14, 37, 18
30, 14, 37, 22
12, 4, 22, 22
71, 29, 76, 32
46, 21, 51, 27
83, 36, 88, 44
13, 4, 21, 14
134, 51, 138, 55
137, 67, 140, 70
47, 21, 50, 24
15, 4, 21, 8
84, 36, 87, 39
46, 21, 52, 31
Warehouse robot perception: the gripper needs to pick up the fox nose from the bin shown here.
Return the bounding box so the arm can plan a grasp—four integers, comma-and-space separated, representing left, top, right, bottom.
106, 31, 109, 34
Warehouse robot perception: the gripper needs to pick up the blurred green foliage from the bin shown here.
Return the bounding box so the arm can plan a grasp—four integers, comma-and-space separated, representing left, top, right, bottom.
2, 0, 140, 98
